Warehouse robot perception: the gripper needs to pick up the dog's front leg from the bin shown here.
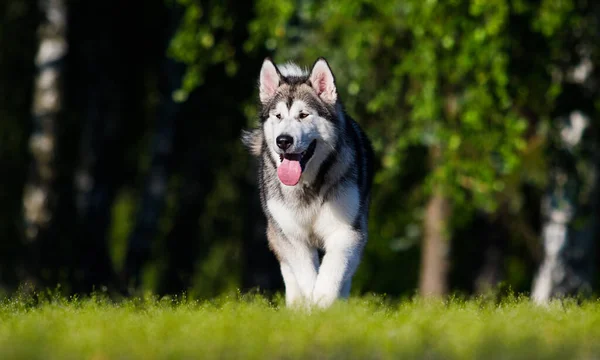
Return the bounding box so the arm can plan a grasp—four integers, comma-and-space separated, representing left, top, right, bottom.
279, 262, 302, 306
312, 227, 364, 308
268, 222, 319, 306
279, 243, 319, 307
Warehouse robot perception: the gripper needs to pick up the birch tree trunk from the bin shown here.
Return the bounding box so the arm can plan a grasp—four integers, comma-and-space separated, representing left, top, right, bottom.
532, 52, 598, 303
532, 110, 598, 303
22, 0, 67, 283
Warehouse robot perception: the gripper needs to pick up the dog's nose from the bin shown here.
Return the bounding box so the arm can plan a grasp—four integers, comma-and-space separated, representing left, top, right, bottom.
276, 134, 293, 151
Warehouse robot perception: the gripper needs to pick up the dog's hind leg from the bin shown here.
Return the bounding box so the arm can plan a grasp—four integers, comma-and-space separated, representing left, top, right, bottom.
340, 278, 352, 298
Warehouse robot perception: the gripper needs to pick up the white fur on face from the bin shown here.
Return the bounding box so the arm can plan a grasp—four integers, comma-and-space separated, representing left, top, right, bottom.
263, 99, 337, 175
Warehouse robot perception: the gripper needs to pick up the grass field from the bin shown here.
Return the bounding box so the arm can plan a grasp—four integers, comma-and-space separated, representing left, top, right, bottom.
1, 292, 599, 359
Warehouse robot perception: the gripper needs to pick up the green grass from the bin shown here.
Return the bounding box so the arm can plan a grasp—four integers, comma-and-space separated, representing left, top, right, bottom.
1, 292, 599, 359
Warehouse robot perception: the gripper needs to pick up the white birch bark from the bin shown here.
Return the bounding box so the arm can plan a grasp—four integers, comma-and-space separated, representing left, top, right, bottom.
23, 0, 67, 241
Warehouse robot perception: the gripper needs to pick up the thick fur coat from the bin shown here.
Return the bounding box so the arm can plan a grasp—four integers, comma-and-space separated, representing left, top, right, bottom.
242, 58, 374, 308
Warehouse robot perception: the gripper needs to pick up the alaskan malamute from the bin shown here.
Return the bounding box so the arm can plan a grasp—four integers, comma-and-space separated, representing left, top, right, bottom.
242, 58, 374, 308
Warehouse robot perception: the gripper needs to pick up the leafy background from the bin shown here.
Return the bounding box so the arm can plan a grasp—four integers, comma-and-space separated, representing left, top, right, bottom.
0, 0, 598, 299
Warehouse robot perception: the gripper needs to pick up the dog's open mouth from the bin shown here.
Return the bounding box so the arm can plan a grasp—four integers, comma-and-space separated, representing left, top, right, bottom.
277, 140, 317, 186
278, 140, 317, 168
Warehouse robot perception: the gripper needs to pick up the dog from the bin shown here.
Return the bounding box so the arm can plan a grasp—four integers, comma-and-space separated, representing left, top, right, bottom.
242, 58, 374, 308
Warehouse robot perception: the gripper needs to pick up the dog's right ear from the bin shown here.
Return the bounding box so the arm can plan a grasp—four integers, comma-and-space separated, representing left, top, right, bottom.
259, 58, 281, 103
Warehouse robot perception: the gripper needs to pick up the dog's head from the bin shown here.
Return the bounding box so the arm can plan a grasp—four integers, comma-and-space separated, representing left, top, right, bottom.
253, 58, 340, 186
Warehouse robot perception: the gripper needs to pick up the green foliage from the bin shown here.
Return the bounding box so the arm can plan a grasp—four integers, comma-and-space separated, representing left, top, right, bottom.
1, 294, 600, 358
168, 0, 240, 100
248, 0, 529, 214
109, 190, 138, 272
165, 0, 599, 295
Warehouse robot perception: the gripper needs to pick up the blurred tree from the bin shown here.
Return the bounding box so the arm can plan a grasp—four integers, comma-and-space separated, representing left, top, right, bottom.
68, 0, 150, 292
533, 112, 598, 302
529, 0, 600, 302
165, 0, 283, 296
0, 0, 38, 289
420, 179, 451, 296
21, 0, 67, 285
123, 4, 183, 292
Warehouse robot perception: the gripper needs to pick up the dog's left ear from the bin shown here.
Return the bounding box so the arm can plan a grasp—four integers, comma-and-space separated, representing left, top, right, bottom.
309, 58, 337, 104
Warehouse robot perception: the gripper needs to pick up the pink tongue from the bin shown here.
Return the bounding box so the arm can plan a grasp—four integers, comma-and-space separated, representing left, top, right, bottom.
277, 159, 302, 186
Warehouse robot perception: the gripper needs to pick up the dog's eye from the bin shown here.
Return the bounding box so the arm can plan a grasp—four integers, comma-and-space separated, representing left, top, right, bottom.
298, 112, 309, 119
275, 114, 282, 119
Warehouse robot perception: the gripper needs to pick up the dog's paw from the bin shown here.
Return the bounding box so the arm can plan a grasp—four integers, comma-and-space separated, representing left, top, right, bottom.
311, 290, 337, 309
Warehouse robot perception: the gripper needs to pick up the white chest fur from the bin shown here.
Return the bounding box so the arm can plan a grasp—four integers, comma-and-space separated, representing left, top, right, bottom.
266, 183, 360, 245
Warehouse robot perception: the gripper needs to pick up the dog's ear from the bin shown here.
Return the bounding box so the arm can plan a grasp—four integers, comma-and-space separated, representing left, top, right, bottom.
241, 129, 263, 157
259, 58, 281, 103
309, 58, 337, 104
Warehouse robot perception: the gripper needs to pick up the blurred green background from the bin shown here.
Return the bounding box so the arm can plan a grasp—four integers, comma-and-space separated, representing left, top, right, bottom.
0, 0, 598, 301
